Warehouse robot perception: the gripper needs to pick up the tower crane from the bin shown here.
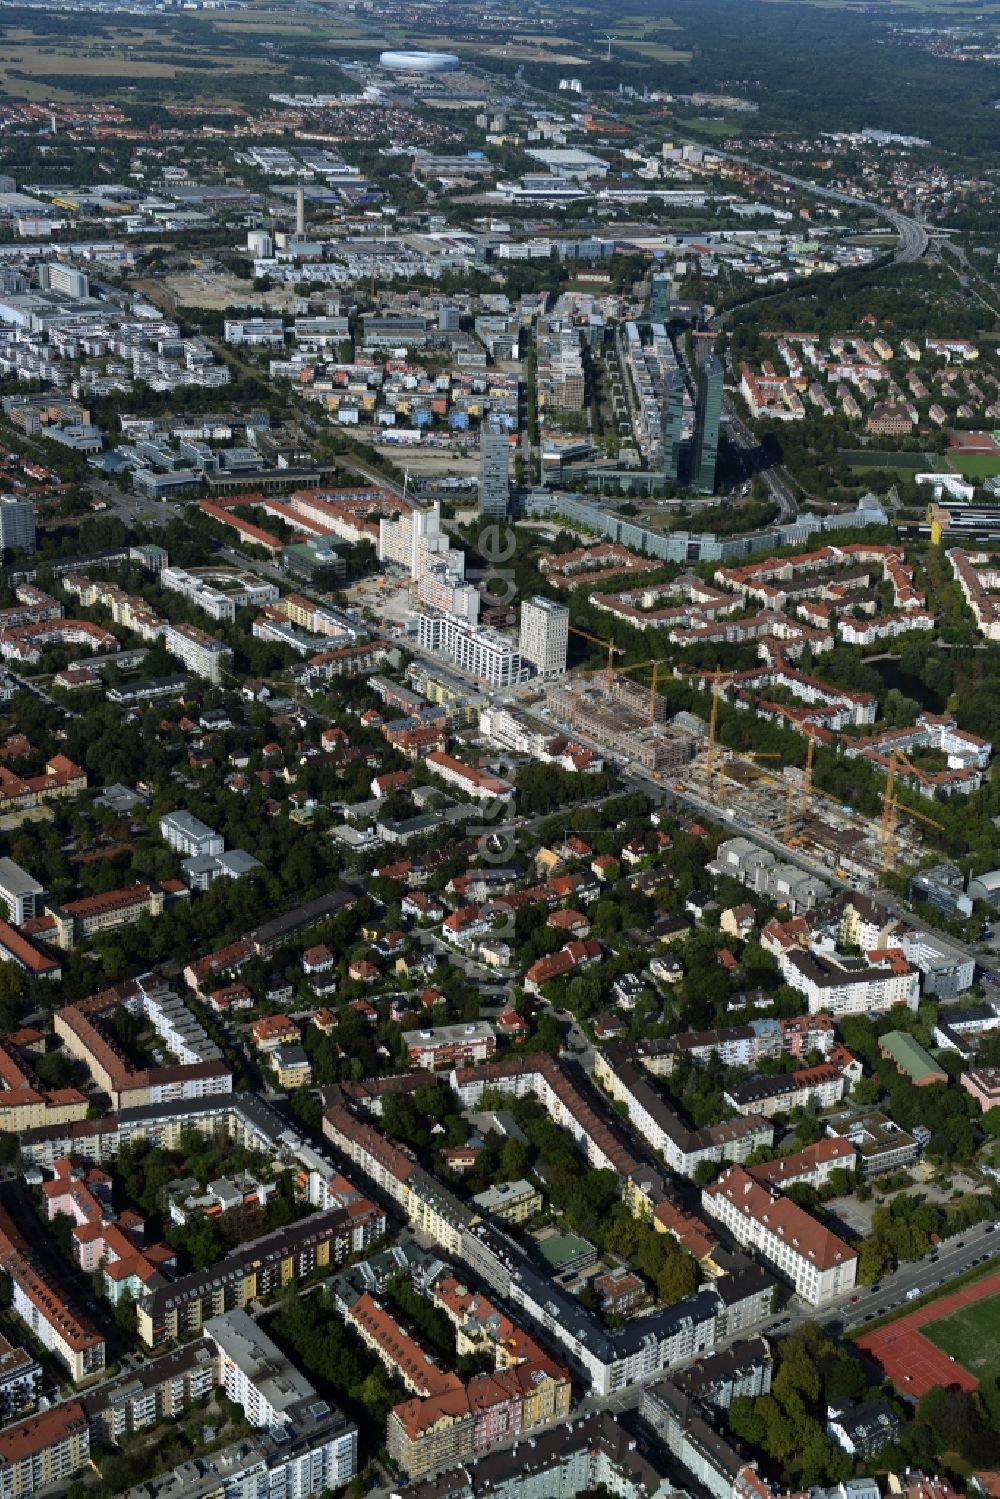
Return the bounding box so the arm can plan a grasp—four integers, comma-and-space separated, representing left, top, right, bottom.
879, 749, 945, 873
799, 732, 816, 817
704, 667, 724, 789
612, 657, 664, 723
568, 626, 623, 690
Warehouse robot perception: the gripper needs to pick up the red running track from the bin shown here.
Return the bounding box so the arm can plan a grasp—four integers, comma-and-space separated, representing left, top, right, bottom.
854, 1269, 1000, 1398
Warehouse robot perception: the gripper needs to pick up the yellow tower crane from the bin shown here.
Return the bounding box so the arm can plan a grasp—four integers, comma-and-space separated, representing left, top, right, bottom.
879, 750, 945, 873
704, 667, 723, 788
611, 657, 664, 723
799, 733, 816, 817
568, 626, 623, 690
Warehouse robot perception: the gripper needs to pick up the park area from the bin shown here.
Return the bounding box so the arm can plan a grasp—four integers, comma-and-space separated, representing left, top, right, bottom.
855, 1270, 1000, 1398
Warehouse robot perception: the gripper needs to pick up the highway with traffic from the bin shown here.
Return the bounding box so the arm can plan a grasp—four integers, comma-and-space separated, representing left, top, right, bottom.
668, 130, 929, 266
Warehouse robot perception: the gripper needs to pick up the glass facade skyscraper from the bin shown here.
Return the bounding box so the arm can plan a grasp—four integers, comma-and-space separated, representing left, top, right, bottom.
692, 356, 723, 495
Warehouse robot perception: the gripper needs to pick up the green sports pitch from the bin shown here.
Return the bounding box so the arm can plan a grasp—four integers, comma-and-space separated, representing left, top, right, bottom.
923, 1289, 1000, 1383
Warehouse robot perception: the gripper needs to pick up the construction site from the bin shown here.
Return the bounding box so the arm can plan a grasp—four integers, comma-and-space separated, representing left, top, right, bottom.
544, 670, 698, 773
674, 693, 944, 887
547, 670, 940, 890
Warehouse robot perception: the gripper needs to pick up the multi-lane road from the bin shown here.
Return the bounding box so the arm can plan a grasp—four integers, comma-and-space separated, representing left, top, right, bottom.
722, 393, 799, 521
668, 130, 929, 266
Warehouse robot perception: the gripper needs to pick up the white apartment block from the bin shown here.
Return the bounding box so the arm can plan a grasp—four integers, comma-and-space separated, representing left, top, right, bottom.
417, 611, 528, 688
0, 857, 43, 926
781, 948, 919, 1017
418, 562, 480, 624
203, 1310, 320, 1432
519, 595, 569, 679
8, 1272, 105, 1382
159, 811, 223, 859
223, 318, 285, 347
160, 567, 278, 624
378, 502, 464, 582
133, 987, 222, 1070
164, 623, 232, 684
703, 1166, 857, 1306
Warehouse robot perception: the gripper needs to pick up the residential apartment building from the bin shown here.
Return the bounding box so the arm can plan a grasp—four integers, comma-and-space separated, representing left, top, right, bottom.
960, 1067, 1000, 1113
160, 566, 278, 624
471, 1180, 542, 1225
136, 1207, 360, 1348
536, 319, 585, 409
0, 1331, 40, 1423
518, 596, 568, 679
416, 612, 528, 688
61, 574, 165, 641
781, 948, 919, 1017
44, 883, 166, 950
0, 1206, 105, 1382
425, 752, 514, 804
203, 1309, 326, 1432
163, 622, 232, 683
118, 1412, 357, 1499
401, 1409, 677, 1499
0, 754, 86, 815
0, 494, 35, 556
0, 858, 43, 926
378, 501, 464, 582
479, 424, 510, 519
53, 975, 231, 1109
158, 811, 223, 859
747, 1138, 856, 1192
324, 1105, 471, 1258
724, 1064, 846, 1119
416, 562, 481, 624
593, 1046, 773, 1179
708, 838, 830, 913
0, 1402, 90, 1498
703, 1166, 857, 1305
641, 1342, 773, 1499
403, 1022, 497, 1071
84, 1342, 216, 1443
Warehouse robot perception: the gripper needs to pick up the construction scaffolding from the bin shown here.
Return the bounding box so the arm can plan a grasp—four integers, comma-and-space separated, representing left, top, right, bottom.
546, 672, 692, 772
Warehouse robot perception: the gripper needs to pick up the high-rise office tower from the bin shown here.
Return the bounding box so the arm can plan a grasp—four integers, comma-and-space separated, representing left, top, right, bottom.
479, 424, 510, 519
0, 495, 35, 556
691, 356, 723, 495
662, 368, 686, 484
295, 186, 305, 237
650, 272, 672, 324
519, 596, 568, 679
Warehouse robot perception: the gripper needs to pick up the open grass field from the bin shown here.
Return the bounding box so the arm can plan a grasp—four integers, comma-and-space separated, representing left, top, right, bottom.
948, 451, 1000, 479
615, 40, 692, 62
210, 14, 368, 37
685, 116, 737, 135
923, 1288, 1000, 1384
0, 36, 270, 100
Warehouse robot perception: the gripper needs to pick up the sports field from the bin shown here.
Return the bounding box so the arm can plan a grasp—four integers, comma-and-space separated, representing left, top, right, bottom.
856, 1268, 1000, 1397
923, 1288, 1000, 1384
947, 451, 1000, 479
